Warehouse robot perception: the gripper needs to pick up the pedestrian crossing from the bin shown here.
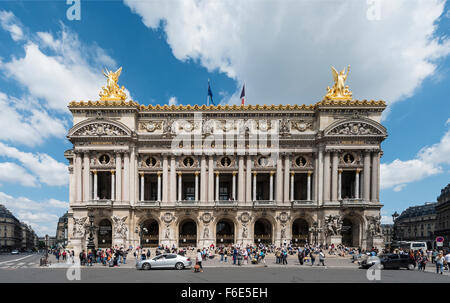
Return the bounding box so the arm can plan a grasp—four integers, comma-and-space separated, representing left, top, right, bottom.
0, 255, 38, 269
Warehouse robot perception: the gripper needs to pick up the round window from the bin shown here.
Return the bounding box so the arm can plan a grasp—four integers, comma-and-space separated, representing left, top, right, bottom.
183, 157, 194, 167
258, 157, 269, 167
99, 154, 110, 165
221, 157, 232, 167
295, 156, 307, 167
145, 157, 157, 167
343, 153, 355, 164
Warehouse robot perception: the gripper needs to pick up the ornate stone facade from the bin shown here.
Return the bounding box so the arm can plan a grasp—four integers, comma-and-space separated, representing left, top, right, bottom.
65, 69, 387, 254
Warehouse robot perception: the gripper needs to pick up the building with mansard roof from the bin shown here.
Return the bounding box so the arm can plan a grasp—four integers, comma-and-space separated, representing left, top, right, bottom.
65, 67, 387, 253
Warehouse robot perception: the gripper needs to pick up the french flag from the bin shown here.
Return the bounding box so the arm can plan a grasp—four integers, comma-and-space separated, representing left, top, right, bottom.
240, 84, 245, 105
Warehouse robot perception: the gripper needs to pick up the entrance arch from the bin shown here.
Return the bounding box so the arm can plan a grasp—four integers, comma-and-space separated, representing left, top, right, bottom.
179, 219, 197, 247
140, 219, 159, 247
292, 218, 309, 245
216, 219, 234, 245
254, 218, 272, 244
342, 218, 354, 247
97, 219, 112, 248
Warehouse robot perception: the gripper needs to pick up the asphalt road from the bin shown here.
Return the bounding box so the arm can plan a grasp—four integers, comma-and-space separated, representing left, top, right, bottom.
0, 264, 449, 283
0, 253, 42, 269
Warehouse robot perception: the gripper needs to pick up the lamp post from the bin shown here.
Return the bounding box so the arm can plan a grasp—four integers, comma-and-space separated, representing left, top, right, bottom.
309, 222, 322, 245
392, 211, 399, 242
86, 210, 96, 251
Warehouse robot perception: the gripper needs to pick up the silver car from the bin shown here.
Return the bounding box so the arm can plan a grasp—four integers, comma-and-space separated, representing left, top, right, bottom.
136, 253, 192, 270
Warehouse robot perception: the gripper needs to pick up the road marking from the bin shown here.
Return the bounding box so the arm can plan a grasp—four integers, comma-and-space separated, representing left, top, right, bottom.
0, 255, 34, 265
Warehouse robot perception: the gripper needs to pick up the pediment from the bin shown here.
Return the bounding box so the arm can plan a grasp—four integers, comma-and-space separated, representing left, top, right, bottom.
324, 118, 386, 137
68, 119, 132, 137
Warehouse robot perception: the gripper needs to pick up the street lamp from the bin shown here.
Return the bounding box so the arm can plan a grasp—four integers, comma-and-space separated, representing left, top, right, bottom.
309, 222, 322, 245
86, 210, 96, 251
392, 211, 399, 241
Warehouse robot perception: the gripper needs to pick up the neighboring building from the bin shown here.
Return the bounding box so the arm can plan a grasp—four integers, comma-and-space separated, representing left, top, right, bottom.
0, 205, 22, 251
65, 67, 388, 254
435, 183, 450, 248
38, 236, 57, 249
394, 202, 437, 246
381, 224, 393, 247
0, 205, 38, 252
56, 212, 68, 247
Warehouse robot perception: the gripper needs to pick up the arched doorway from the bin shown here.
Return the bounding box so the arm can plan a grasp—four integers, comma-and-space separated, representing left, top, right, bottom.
342, 218, 353, 247
179, 219, 197, 247
292, 218, 309, 245
140, 219, 159, 247
97, 219, 112, 248
216, 219, 234, 245
254, 218, 272, 244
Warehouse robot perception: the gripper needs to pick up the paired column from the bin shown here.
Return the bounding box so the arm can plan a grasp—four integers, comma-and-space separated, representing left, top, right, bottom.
157, 172, 162, 201
290, 172, 294, 201
215, 172, 220, 201
371, 152, 378, 202
115, 152, 122, 201
246, 156, 252, 202
276, 156, 283, 202
162, 156, 168, 202
252, 172, 257, 201
269, 171, 274, 201
283, 155, 290, 202
195, 172, 199, 201
307, 171, 312, 201
123, 153, 130, 201
232, 172, 236, 201
363, 151, 371, 202
75, 152, 82, 202
338, 169, 342, 200
323, 151, 331, 203
83, 152, 90, 202
93, 170, 98, 199
170, 156, 176, 203
331, 151, 339, 202
111, 170, 115, 201
140, 172, 144, 201
178, 172, 182, 201
355, 169, 360, 199
200, 156, 207, 202
208, 156, 214, 202
129, 147, 136, 205
238, 156, 245, 202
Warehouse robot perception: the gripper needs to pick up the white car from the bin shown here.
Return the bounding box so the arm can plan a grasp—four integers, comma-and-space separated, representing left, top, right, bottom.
11, 250, 19, 255
136, 253, 192, 270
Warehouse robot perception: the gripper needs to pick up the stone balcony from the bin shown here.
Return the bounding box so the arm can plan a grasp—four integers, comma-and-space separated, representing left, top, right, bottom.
136, 201, 160, 207
214, 200, 238, 208
85, 199, 113, 207
291, 200, 315, 208
340, 198, 364, 207
253, 200, 276, 208
176, 200, 199, 207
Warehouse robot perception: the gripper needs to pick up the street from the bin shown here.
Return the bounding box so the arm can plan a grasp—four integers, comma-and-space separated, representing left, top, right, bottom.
0, 252, 449, 283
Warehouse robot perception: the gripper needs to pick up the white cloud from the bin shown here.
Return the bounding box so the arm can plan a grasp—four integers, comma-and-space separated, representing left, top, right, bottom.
0, 191, 67, 236
0, 10, 24, 41
0, 25, 119, 112
0, 162, 37, 187
381, 216, 394, 224
0, 142, 68, 186
124, 0, 450, 107
0, 92, 67, 146
168, 96, 178, 105
381, 121, 450, 191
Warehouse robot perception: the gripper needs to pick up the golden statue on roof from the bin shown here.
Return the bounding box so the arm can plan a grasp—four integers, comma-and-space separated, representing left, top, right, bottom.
99, 67, 127, 101
324, 65, 352, 101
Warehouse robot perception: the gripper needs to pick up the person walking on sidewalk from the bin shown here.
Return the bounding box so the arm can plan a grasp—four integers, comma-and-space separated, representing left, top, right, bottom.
435, 252, 444, 274
310, 250, 316, 266
318, 250, 325, 266
196, 249, 203, 272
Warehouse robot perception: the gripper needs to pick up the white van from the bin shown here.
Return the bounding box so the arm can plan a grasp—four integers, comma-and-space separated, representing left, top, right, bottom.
398, 241, 427, 252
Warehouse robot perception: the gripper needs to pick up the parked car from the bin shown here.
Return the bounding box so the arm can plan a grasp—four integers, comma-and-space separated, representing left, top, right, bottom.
359, 253, 415, 270
136, 253, 192, 270
11, 250, 19, 255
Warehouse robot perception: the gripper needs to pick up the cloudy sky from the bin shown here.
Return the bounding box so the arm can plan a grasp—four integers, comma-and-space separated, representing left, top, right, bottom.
0, 0, 449, 235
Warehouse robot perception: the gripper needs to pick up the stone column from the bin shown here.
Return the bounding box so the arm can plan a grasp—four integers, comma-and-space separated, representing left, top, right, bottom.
162, 156, 168, 202
157, 172, 161, 201
371, 152, 378, 202
140, 172, 144, 201
178, 172, 182, 201
170, 156, 176, 203
338, 169, 342, 200
246, 156, 252, 203
115, 152, 122, 201
323, 151, 330, 203
269, 171, 274, 201
111, 170, 115, 201
283, 155, 290, 202
238, 156, 245, 202
215, 172, 220, 201
253, 172, 257, 201
93, 170, 98, 199
307, 171, 312, 201
276, 156, 283, 203
331, 151, 339, 202
83, 152, 90, 202
290, 172, 294, 201
318, 149, 323, 205
75, 152, 82, 202
123, 152, 130, 202
232, 172, 236, 201
376, 152, 380, 202
208, 156, 214, 202
363, 151, 371, 202
355, 169, 360, 199
129, 147, 136, 205
200, 156, 207, 202
195, 172, 199, 201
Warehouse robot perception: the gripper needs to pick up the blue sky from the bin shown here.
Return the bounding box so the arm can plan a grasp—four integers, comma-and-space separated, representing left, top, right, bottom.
0, 0, 449, 236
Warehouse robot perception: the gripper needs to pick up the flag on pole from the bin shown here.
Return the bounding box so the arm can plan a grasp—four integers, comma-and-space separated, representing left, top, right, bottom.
207, 80, 215, 106
240, 84, 245, 105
